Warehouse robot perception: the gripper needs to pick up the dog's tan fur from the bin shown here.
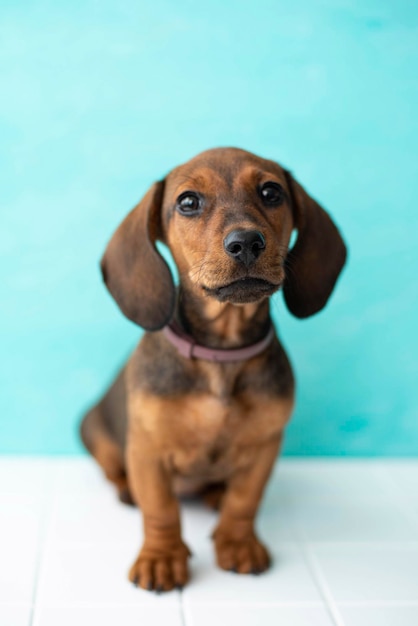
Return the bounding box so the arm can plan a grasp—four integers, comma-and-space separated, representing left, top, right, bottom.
80, 147, 346, 591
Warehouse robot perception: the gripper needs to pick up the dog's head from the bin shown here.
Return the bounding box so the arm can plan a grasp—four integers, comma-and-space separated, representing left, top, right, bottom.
101, 147, 347, 330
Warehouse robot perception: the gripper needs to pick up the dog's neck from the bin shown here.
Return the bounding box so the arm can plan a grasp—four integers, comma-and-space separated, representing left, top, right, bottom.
174, 284, 271, 350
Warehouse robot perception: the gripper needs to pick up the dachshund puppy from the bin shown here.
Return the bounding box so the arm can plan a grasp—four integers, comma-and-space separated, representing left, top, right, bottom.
80, 147, 346, 592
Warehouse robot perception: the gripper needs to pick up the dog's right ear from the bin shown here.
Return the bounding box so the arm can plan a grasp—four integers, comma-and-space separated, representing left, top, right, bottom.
100, 180, 175, 331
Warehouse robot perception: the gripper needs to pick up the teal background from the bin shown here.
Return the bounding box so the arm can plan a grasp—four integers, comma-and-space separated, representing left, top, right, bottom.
1, 0, 417, 455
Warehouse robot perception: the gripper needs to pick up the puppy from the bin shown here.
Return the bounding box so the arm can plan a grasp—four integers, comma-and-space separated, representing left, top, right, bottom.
80, 147, 346, 592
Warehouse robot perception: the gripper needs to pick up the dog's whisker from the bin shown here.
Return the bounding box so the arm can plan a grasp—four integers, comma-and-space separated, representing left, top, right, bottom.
187, 260, 217, 281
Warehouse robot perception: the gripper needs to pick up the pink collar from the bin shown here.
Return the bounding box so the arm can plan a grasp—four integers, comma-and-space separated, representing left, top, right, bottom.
163, 321, 275, 363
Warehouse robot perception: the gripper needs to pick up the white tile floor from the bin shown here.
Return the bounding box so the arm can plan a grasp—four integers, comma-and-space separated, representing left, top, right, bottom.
0, 458, 417, 626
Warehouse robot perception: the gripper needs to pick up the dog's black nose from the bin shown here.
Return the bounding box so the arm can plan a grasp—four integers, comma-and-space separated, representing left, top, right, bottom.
223, 229, 266, 268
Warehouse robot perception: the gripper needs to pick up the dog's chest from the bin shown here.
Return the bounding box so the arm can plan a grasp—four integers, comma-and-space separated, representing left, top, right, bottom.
133, 340, 294, 480
158, 389, 291, 480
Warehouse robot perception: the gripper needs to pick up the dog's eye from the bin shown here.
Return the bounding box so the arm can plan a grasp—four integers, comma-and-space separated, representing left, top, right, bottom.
259, 182, 285, 206
176, 192, 201, 215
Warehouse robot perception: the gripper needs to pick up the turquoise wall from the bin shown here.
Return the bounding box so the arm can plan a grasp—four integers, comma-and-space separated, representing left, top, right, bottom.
1, 0, 417, 455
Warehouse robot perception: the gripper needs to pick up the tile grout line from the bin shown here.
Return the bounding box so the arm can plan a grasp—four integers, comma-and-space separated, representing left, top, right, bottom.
179, 590, 188, 626
299, 540, 346, 626
28, 486, 57, 626
335, 601, 418, 608
290, 511, 342, 623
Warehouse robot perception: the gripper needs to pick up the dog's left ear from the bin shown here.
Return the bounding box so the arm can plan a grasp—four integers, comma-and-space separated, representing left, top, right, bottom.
100, 180, 175, 331
283, 171, 347, 318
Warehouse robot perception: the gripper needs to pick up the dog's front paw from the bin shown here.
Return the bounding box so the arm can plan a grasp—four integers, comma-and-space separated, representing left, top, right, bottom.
128, 541, 191, 592
214, 531, 271, 575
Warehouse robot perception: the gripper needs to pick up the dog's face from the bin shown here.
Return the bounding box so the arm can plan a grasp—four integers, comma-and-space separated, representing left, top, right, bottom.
101, 147, 347, 330
162, 149, 292, 305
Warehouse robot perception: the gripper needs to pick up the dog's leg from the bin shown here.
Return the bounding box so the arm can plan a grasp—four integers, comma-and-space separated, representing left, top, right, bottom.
126, 440, 191, 592
212, 434, 282, 575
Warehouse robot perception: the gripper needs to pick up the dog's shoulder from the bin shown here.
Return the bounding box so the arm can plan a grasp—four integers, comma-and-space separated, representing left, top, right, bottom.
130, 331, 206, 397
236, 336, 294, 399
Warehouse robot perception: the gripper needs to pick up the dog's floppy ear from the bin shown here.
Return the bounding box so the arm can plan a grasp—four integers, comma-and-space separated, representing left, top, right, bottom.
283, 171, 347, 318
100, 180, 175, 330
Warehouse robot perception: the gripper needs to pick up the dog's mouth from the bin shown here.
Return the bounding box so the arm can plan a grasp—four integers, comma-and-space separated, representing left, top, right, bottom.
202, 277, 281, 303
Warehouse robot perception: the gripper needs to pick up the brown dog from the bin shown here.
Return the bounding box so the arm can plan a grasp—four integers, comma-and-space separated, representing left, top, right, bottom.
80, 147, 346, 592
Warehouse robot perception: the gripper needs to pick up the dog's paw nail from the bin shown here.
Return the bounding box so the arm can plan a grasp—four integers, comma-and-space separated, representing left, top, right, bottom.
229, 566, 237, 573
132, 575, 139, 586
175, 583, 183, 590
147, 581, 153, 591
251, 568, 260, 575
156, 585, 164, 594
